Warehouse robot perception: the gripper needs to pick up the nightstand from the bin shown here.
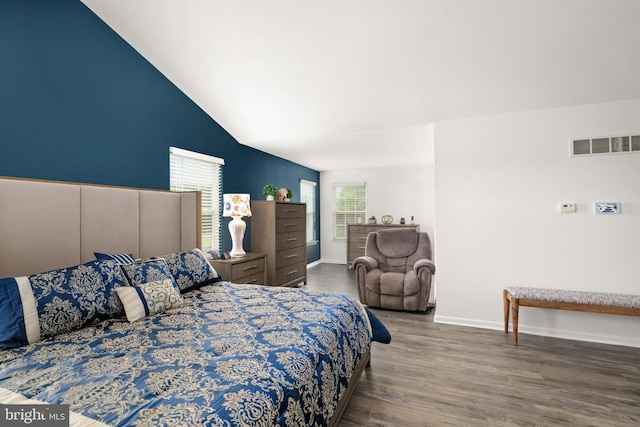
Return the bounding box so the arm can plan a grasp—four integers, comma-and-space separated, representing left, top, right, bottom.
209, 252, 267, 285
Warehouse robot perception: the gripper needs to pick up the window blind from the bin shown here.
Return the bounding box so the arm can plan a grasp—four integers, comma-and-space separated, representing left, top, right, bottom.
169, 147, 224, 252
333, 183, 366, 239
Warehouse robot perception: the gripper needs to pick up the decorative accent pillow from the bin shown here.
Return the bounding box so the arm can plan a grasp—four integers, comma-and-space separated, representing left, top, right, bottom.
115, 279, 184, 322
94, 252, 136, 265
0, 260, 126, 348
158, 248, 221, 293
120, 258, 177, 289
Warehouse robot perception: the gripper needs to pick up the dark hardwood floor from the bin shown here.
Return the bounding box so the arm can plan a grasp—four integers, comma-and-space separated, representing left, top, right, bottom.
303, 263, 640, 427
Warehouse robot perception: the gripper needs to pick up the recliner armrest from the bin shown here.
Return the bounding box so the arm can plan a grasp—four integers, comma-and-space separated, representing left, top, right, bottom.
353, 256, 378, 271
414, 259, 435, 275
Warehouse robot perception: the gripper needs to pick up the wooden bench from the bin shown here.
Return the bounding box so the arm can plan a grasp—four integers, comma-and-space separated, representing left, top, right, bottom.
503, 286, 640, 346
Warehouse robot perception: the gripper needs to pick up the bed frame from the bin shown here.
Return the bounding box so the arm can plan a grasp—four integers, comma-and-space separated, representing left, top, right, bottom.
0, 176, 200, 278
0, 176, 368, 426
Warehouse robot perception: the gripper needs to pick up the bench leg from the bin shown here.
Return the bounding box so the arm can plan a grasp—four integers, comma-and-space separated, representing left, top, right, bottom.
511, 298, 519, 346
503, 289, 510, 333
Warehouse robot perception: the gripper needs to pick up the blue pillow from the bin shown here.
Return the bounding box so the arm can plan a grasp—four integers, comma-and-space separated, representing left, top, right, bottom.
120, 258, 178, 289
158, 248, 221, 293
365, 306, 392, 344
94, 252, 135, 264
0, 277, 32, 349
0, 259, 126, 348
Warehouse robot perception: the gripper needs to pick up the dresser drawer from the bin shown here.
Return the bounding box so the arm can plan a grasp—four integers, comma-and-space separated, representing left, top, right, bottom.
348, 225, 365, 235
230, 256, 265, 279
275, 260, 306, 285
276, 231, 305, 250
276, 203, 305, 218
276, 217, 305, 233
276, 246, 305, 267
349, 240, 367, 254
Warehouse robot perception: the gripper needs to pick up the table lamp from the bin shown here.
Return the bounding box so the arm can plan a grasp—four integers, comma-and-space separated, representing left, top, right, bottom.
223, 193, 252, 257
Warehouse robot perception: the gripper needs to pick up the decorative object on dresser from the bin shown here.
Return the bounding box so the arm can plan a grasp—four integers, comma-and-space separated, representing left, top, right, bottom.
210, 252, 267, 285
251, 201, 307, 287
381, 214, 393, 224
347, 223, 419, 266
262, 183, 278, 201
223, 193, 251, 257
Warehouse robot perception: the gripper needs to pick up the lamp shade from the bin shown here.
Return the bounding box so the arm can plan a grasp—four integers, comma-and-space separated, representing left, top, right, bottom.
223, 194, 252, 218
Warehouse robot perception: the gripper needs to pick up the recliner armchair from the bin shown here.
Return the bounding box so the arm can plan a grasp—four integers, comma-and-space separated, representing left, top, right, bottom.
353, 228, 435, 312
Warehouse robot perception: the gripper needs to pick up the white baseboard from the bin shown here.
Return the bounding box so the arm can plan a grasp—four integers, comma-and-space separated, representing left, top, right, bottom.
317, 259, 347, 265
306, 260, 322, 269
434, 315, 640, 348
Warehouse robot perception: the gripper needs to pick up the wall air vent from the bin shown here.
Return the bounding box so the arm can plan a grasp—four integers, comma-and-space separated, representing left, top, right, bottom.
571, 135, 640, 157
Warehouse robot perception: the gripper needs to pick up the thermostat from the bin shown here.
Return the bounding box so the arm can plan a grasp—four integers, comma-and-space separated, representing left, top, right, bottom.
560, 203, 576, 213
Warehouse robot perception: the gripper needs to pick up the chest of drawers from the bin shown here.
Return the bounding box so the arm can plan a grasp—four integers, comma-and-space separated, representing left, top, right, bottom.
251, 201, 307, 287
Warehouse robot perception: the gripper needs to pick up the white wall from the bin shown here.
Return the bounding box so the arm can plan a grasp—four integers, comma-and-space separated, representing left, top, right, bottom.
434, 98, 640, 347
320, 164, 435, 265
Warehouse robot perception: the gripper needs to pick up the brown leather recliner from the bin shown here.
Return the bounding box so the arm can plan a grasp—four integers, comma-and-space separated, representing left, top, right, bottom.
353, 228, 435, 312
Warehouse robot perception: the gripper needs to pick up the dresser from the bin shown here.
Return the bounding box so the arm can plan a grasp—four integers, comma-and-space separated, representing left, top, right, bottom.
347, 223, 419, 266
250, 201, 307, 287
209, 252, 267, 285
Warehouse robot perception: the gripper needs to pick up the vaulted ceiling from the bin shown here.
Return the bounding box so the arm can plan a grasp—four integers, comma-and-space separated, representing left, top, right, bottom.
81, 0, 640, 171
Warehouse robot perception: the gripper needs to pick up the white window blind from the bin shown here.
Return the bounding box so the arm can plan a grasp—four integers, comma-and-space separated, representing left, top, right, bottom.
333, 183, 366, 239
300, 179, 317, 243
169, 147, 224, 252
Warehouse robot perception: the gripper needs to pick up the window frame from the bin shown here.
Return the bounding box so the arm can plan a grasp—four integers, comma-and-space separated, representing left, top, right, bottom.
300, 179, 318, 245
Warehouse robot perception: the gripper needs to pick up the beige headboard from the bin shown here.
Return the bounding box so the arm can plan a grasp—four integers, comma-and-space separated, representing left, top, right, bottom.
0, 177, 201, 277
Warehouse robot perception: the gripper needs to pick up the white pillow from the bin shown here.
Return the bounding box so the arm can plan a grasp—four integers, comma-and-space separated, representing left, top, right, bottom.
115, 279, 184, 322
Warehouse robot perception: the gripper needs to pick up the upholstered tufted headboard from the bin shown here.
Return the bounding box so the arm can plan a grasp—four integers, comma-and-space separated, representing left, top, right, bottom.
0, 177, 201, 277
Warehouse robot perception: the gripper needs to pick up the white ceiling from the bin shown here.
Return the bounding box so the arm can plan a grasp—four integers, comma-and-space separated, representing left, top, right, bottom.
81, 0, 640, 171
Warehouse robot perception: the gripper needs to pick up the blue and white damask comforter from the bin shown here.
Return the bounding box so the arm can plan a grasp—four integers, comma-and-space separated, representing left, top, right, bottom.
0, 283, 372, 426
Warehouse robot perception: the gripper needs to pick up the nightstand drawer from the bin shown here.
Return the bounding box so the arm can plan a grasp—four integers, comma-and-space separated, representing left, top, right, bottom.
230, 257, 265, 279
234, 271, 265, 286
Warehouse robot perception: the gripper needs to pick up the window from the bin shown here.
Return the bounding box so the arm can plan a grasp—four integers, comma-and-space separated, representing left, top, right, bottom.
334, 183, 366, 239
169, 147, 224, 252
300, 179, 317, 244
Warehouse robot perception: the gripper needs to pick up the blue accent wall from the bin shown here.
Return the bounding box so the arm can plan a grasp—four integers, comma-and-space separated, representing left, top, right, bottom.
0, 0, 320, 262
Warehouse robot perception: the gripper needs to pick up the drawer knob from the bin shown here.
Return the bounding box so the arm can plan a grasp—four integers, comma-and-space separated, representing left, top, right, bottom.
242, 264, 258, 271
286, 254, 298, 259
286, 237, 298, 242
286, 269, 299, 276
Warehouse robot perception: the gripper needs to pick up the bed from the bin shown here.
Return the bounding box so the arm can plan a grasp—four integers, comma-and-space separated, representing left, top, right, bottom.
0, 177, 373, 427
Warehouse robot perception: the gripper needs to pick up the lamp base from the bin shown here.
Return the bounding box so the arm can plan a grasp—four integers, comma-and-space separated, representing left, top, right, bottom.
228, 216, 247, 257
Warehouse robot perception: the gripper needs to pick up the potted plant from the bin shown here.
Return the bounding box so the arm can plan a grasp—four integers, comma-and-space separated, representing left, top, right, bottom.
262, 184, 277, 201
285, 188, 293, 201
368, 215, 376, 224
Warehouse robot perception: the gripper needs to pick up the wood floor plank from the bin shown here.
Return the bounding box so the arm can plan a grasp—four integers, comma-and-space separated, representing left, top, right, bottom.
305, 263, 640, 427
